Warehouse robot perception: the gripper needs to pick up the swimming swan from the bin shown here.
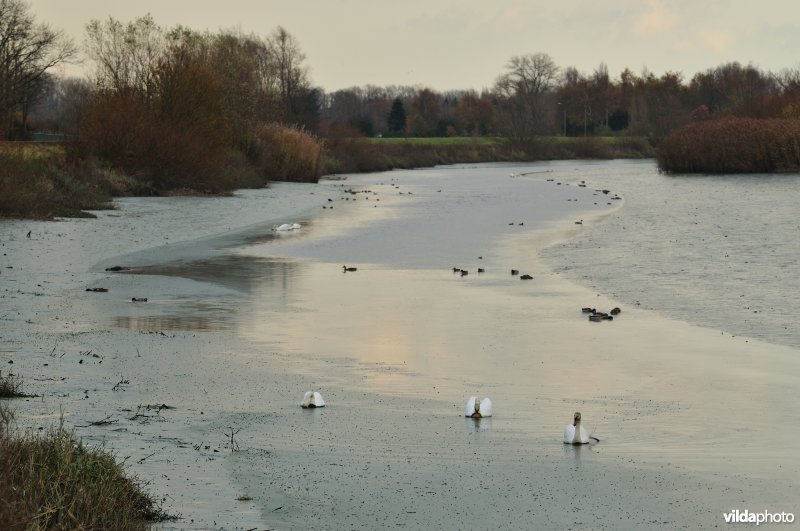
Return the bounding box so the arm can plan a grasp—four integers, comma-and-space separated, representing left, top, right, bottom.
465, 396, 493, 418
272, 222, 302, 232
563, 411, 599, 444
301, 391, 325, 408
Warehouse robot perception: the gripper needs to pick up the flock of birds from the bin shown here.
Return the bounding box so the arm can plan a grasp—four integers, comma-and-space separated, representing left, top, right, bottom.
292, 176, 618, 443
582, 306, 622, 322
452, 266, 536, 280
301, 391, 599, 445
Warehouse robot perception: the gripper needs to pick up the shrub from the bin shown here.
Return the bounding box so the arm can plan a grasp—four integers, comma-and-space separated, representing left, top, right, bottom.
251, 124, 323, 182
657, 118, 800, 174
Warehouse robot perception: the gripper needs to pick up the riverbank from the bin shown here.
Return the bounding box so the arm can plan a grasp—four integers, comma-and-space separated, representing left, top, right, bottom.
322, 135, 654, 175
2, 162, 797, 529
2, 136, 654, 220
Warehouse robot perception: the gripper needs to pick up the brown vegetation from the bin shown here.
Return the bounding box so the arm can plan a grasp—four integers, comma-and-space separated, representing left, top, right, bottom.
0, 142, 141, 219
7, 7, 800, 216
250, 124, 323, 183
657, 118, 800, 174
322, 136, 654, 176
0, 407, 170, 530
0, 371, 25, 398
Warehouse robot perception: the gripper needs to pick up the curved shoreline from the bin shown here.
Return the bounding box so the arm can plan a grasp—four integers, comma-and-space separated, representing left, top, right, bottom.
2, 162, 798, 529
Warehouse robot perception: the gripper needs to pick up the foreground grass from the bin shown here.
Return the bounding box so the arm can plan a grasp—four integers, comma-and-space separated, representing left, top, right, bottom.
0, 403, 170, 530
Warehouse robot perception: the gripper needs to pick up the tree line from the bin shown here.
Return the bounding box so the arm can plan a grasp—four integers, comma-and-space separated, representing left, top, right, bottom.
4, 0, 800, 186
323, 56, 800, 143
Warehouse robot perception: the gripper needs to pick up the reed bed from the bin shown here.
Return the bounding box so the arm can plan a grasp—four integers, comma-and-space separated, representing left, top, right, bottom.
657, 118, 800, 174
251, 124, 323, 183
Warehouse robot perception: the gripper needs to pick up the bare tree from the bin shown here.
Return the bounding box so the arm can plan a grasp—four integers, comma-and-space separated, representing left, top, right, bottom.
84, 14, 164, 97
493, 53, 559, 139
0, 0, 76, 138
267, 26, 310, 123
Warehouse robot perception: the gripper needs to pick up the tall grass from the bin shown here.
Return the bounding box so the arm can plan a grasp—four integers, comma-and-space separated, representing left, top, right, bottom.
0, 409, 169, 530
0, 143, 138, 219
657, 118, 800, 174
251, 124, 323, 183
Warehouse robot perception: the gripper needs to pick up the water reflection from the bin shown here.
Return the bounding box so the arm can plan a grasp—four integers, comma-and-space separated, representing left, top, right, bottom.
132, 256, 305, 295
113, 314, 230, 332
562, 441, 599, 462
300, 406, 325, 422
464, 416, 492, 433
112, 257, 307, 332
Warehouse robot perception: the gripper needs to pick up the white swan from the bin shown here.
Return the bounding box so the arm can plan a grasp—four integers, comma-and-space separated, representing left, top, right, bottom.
465, 396, 492, 418
301, 391, 325, 408
564, 411, 594, 444
272, 222, 302, 232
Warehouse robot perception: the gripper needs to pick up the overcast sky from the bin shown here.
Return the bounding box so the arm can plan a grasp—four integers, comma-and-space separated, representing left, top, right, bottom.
27, 0, 800, 92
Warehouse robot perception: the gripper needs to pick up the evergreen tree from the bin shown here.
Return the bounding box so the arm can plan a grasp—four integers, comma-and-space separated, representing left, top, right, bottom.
387, 98, 406, 133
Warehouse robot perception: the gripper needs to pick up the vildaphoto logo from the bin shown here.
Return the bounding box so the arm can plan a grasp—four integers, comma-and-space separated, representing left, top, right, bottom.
723, 509, 795, 525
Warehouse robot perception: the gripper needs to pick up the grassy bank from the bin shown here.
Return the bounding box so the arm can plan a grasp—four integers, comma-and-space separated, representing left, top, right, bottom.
1, 122, 324, 219
0, 417, 169, 530
322, 135, 654, 175
0, 142, 143, 219
657, 118, 800, 174
1, 376, 169, 530
2, 135, 652, 219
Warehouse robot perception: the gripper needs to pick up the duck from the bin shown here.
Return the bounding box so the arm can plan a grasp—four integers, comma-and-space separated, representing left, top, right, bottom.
465, 397, 493, 418
343, 266, 357, 272
563, 412, 599, 444
301, 391, 325, 408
